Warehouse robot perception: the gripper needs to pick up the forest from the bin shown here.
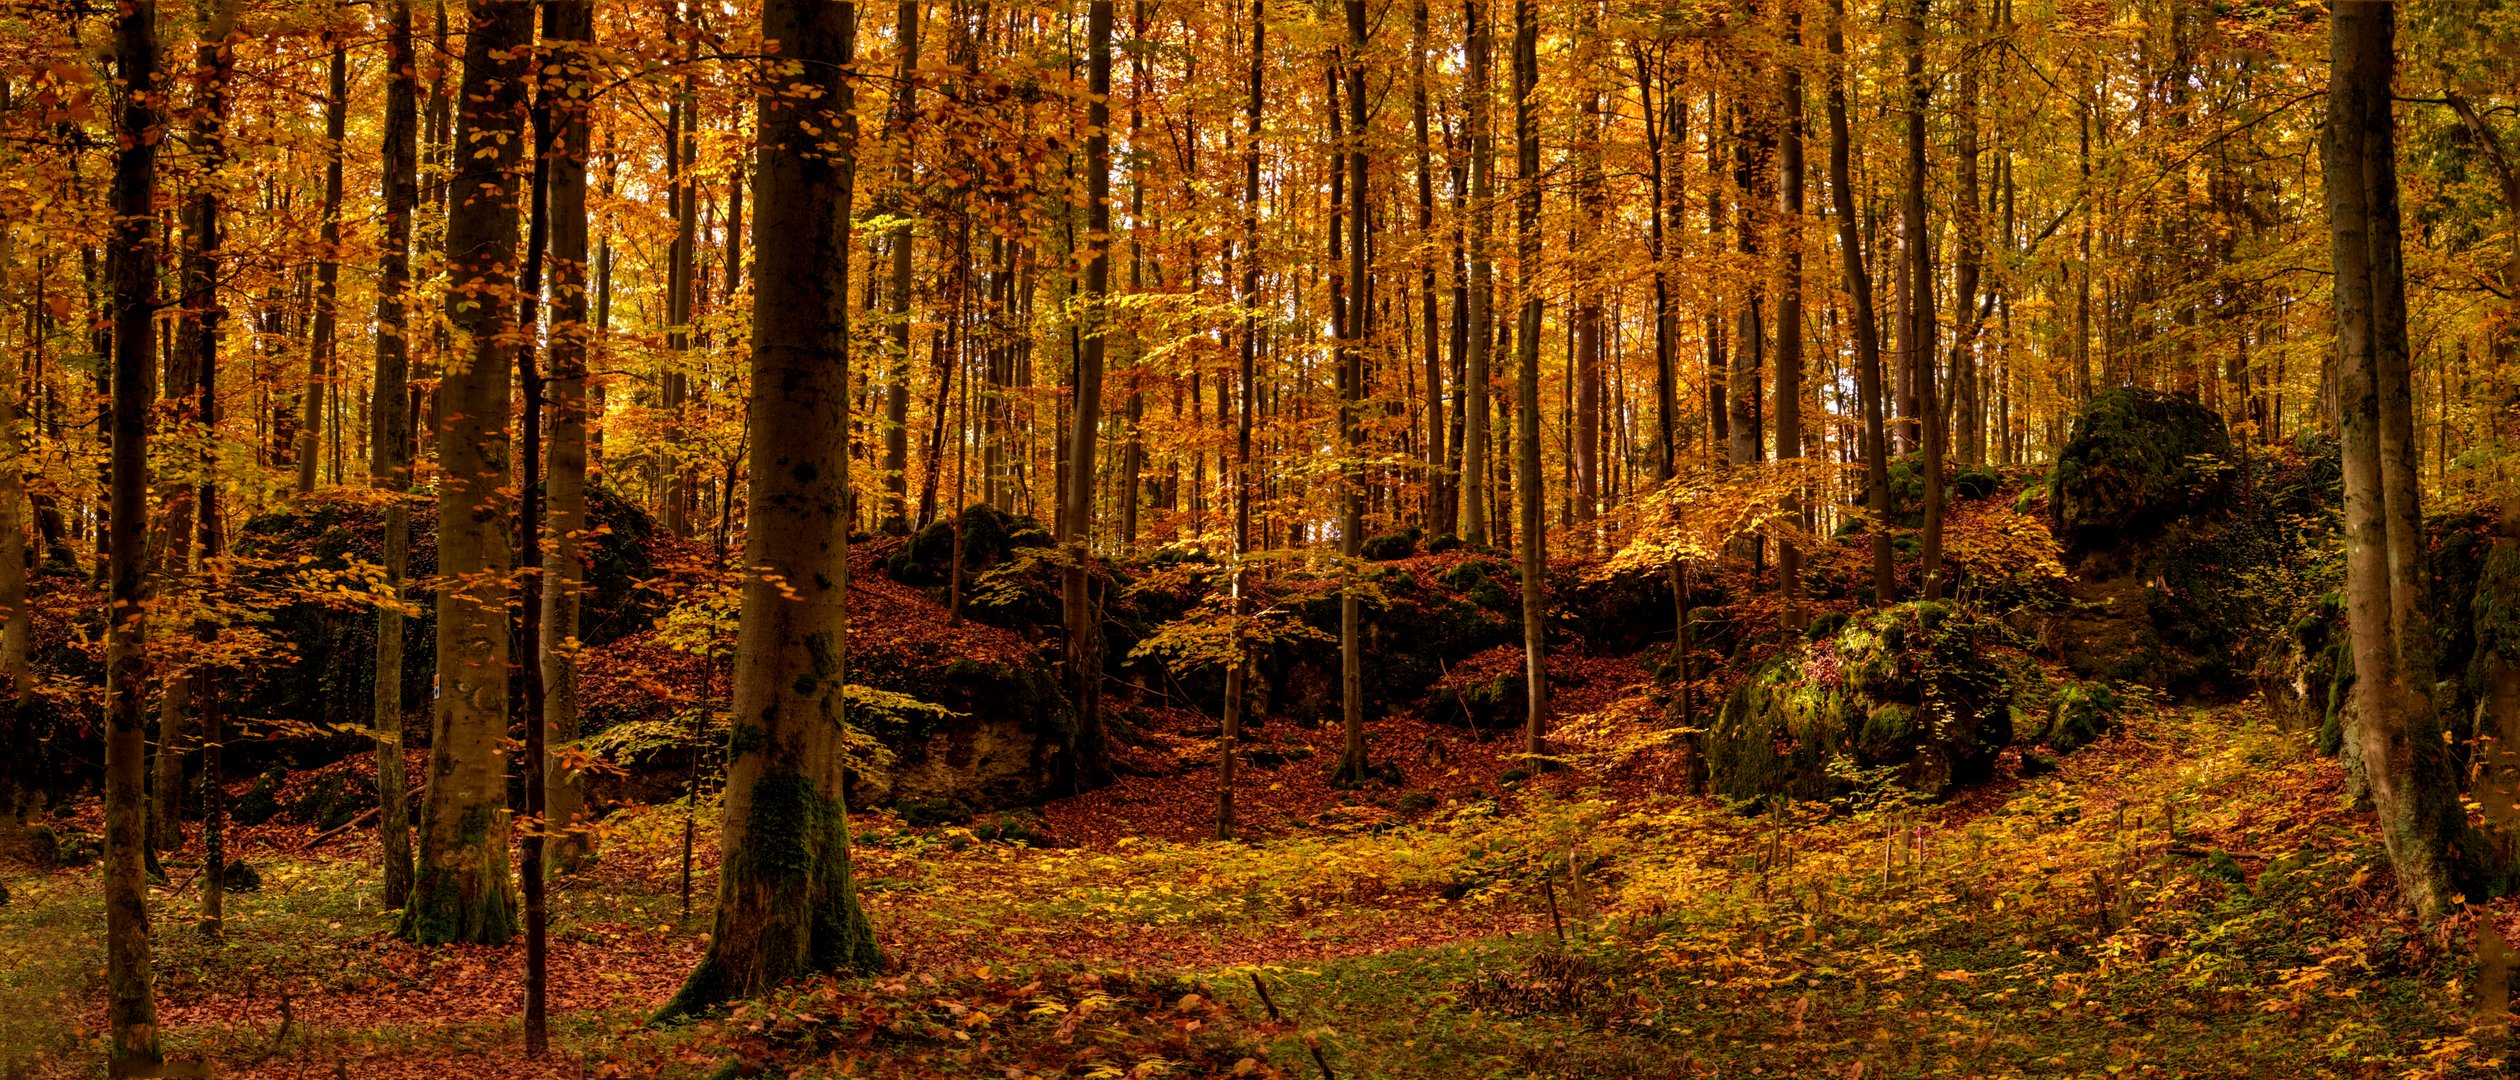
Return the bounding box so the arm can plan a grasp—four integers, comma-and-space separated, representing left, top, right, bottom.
0, 0, 2515, 1075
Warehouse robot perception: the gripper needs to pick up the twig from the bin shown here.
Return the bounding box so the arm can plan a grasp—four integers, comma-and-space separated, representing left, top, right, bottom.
1249, 972, 1336, 1080
1543, 877, 1566, 943
295, 785, 424, 852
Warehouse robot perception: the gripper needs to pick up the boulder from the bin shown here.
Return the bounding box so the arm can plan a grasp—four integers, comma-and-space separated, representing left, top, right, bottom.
2050, 389, 2234, 562
1701, 602, 2020, 804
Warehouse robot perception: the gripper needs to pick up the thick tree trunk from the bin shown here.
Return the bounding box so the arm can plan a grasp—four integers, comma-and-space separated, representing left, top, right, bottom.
372, 0, 420, 912
662, 1, 880, 1017
104, 2, 164, 1071
1512, 0, 1547, 762
403, 0, 531, 947
2327, 0, 2469, 924
1827, 0, 1895, 603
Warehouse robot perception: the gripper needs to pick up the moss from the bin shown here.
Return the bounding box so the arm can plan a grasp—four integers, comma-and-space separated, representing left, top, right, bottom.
656, 769, 881, 1023
2474, 542, 2520, 666
1361, 529, 1421, 561
399, 803, 517, 945
2049, 388, 2233, 553
230, 768, 287, 826
2047, 681, 2123, 754
1701, 602, 2019, 805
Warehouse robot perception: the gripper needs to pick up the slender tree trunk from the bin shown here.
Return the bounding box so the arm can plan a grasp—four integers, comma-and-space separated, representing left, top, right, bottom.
1828, 0, 1895, 603
880, 0, 919, 534
1413, 0, 1445, 531
296, 38, 347, 494
1461, 0, 1492, 547
1060, 1, 1116, 793
1512, 0, 1547, 762
1333, 0, 1373, 787
1219, 0, 1263, 840
541, 0, 595, 875
403, 0, 532, 947
372, 0, 420, 912
1776, 7, 1806, 623
1902, 0, 1946, 600
660, 0, 880, 1017
104, 2, 164, 1070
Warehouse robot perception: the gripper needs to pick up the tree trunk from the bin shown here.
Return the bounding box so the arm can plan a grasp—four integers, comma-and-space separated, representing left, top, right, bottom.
1413, 0, 1445, 532
1460, 0, 1491, 547
541, 0, 595, 875
1060, 1, 1115, 793
1827, 0, 1895, 603
104, 1, 164, 1070
403, 0, 532, 947
660, 0, 880, 1018
296, 38, 346, 494
1512, 0, 1547, 762
1776, 6, 1806, 624
2327, 0, 2470, 924
1333, 0, 1373, 787
880, 0, 919, 535
1901, 0, 1946, 600
1219, 0, 1264, 840
371, 0, 419, 913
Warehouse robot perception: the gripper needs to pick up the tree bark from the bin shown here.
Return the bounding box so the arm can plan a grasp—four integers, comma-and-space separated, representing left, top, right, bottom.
880, 0, 919, 535
104, 1, 165, 1070
296, 38, 347, 494
1333, 0, 1373, 787
1060, 1, 1115, 792
1901, 0, 1946, 600
403, 0, 532, 947
372, 0, 420, 911
1776, 6, 1807, 623
1219, 0, 1264, 840
660, 0, 881, 1017
541, 0, 595, 877
1512, 0, 1547, 762
1827, 0, 1895, 603
1460, 0, 1492, 547
2327, 0, 2469, 924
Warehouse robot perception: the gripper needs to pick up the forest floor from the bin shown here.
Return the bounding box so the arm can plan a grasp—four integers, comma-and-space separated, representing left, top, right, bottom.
5, 693, 2517, 1078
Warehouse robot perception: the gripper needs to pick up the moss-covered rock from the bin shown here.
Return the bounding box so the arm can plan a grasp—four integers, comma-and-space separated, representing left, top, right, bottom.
2050, 389, 2234, 557
1702, 602, 2018, 805
230, 768, 288, 826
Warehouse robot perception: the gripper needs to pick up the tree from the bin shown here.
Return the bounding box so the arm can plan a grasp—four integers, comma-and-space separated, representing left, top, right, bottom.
403, 0, 533, 947
1331, 0, 1373, 788
371, 0, 422, 912
103, 0, 164, 1072
541, 0, 596, 875
660, 0, 881, 1017
1826, 0, 1894, 603
2327, 0, 2475, 924
1459, 0, 1492, 547
1061, 0, 1116, 792
296, 36, 347, 494
1511, 0, 1546, 762
1218, 0, 1264, 841
1900, 0, 1946, 600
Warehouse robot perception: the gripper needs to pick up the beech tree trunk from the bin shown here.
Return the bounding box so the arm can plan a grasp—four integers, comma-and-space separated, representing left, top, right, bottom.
371, 0, 420, 911
660, 0, 881, 1016
2327, 0, 2471, 924
1512, 0, 1547, 761
541, 0, 595, 875
1827, 0, 1895, 603
1776, 7, 1806, 623
880, 0, 919, 535
1901, 0, 1946, 600
1460, 0, 1491, 547
1218, 0, 1263, 840
1333, 0, 1372, 787
1060, 1, 1115, 792
403, 0, 531, 947
296, 38, 346, 494
104, 1, 164, 1070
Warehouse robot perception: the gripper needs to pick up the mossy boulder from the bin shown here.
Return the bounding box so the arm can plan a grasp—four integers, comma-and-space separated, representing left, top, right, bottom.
883, 503, 1054, 590
2043, 680, 2124, 754
1361, 529, 1421, 561
230, 768, 288, 826
2050, 389, 2234, 559
1702, 602, 2018, 804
